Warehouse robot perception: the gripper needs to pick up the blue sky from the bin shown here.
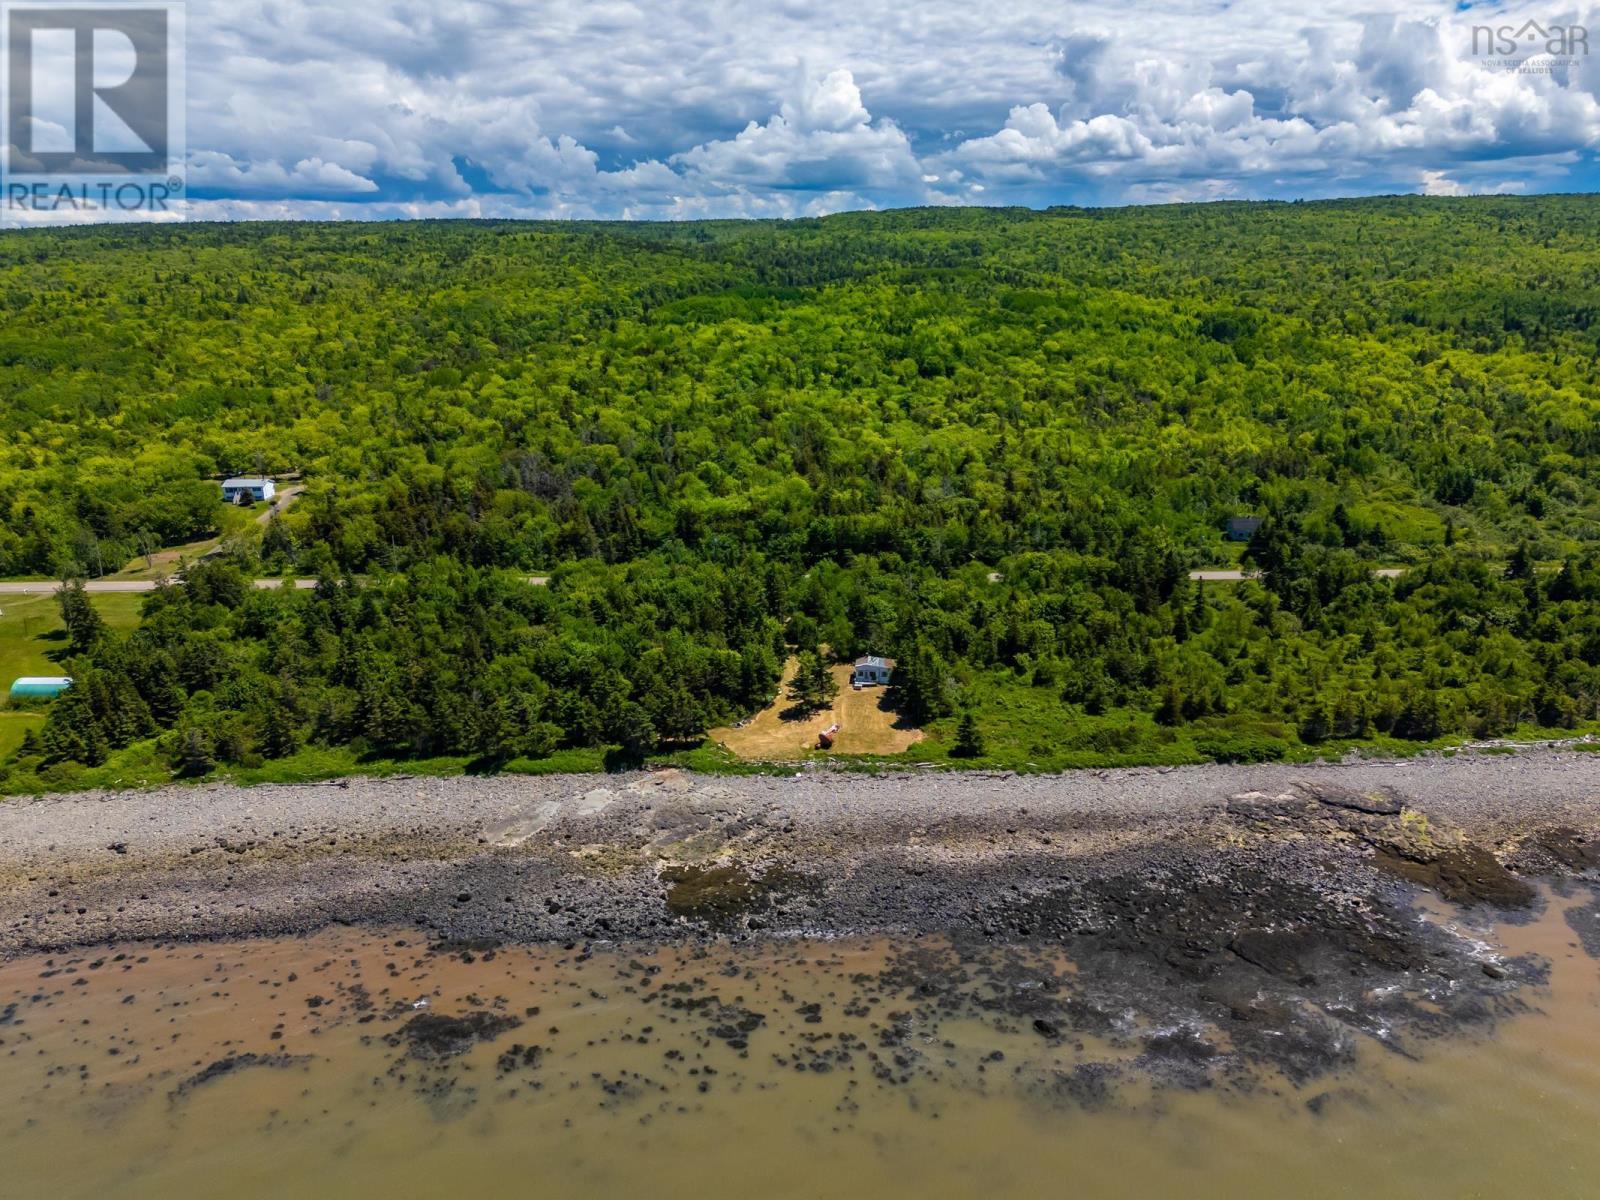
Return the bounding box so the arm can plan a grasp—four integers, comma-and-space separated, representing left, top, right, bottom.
50, 1, 1600, 218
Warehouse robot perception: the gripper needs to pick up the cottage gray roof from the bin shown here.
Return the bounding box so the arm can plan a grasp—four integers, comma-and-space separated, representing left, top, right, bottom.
854, 655, 896, 669
221, 477, 273, 488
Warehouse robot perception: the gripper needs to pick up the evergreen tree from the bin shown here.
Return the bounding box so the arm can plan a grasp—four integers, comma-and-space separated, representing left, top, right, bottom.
1534, 687, 1580, 729
57, 579, 105, 655
890, 642, 950, 724
648, 678, 708, 745
951, 712, 986, 758
96, 672, 153, 748
737, 642, 781, 710
1171, 587, 1191, 642
1154, 682, 1184, 727
1393, 690, 1444, 741
39, 684, 103, 764
611, 702, 657, 764
261, 700, 301, 760
1333, 693, 1370, 739
786, 651, 837, 714
1550, 557, 1583, 602
1298, 702, 1334, 744
1507, 542, 1536, 581
176, 729, 215, 777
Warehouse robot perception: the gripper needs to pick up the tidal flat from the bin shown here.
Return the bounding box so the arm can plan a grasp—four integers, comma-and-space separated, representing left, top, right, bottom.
1, 896, 1598, 1199
2, 752, 1600, 1196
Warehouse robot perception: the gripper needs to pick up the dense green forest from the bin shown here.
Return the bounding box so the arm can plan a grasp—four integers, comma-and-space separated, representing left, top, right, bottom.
5, 196, 1600, 788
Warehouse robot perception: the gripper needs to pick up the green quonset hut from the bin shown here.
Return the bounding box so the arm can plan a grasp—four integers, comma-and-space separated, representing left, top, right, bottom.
9, 676, 72, 700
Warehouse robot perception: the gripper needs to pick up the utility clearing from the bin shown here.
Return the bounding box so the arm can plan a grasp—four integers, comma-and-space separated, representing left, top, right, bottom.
711, 657, 924, 760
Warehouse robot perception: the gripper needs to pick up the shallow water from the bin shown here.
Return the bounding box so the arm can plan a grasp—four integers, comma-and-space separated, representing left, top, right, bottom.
2, 891, 1598, 1200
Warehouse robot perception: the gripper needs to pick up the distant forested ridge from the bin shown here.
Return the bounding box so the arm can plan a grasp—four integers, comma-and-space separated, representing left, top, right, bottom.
5, 196, 1600, 785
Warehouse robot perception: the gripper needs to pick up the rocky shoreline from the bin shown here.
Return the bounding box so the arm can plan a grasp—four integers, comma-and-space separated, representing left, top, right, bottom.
2, 751, 1598, 1087
1, 751, 1597, 951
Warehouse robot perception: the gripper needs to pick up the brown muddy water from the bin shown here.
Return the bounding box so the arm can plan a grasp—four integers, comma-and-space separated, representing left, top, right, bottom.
2, 892, 1598, 1200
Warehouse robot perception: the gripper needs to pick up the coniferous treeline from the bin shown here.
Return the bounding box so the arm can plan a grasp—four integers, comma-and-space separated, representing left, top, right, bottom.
25, 530, 1600, 781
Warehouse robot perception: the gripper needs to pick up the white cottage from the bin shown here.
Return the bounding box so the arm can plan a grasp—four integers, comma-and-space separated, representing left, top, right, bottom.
221, 477, 276, 503
851, 655, 895, 687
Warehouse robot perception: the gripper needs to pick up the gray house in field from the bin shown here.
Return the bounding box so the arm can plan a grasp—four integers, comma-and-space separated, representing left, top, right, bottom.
221, 477, 276, 503
1224, 516, 1263, 542
852, 655, 895, 686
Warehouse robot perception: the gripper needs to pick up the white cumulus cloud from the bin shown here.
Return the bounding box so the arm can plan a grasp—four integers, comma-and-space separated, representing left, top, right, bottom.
22, 0, 1600, 221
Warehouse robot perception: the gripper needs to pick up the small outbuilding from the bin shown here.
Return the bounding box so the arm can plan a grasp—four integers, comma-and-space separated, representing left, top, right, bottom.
9, 676, 71, 700
852, 655, 895, 687
221, 477, 276, 504
1224, 516, 1263, 542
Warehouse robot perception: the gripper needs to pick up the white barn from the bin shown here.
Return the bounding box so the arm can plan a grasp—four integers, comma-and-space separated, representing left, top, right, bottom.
221, 477, 276, 503
852, 654, 895, 687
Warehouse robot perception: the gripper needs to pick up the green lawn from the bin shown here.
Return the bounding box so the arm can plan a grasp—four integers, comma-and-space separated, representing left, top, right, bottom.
0, 712, 43, 759
0, 592, 141, 767
0, 591, 144, 690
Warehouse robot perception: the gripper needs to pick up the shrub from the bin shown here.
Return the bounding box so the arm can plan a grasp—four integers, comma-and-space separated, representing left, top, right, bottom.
1194, 734, 1288, 764
1068, 723, 1145, 755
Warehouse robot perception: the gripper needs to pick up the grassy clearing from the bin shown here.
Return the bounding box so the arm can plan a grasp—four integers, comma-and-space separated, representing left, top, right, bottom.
1350, 498, 1449, 549
0, 712, 43, 759
0, 592, 142, 770
710, 657, 923, 761
1193, 540, 1250, 571
0, 592, 142, 684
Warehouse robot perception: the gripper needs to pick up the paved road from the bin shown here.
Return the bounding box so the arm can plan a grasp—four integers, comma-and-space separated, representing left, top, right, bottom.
1188, 567, 1405, 581
0, 570, 1391, 594
0, 579, 321, 594
0, 576, 552, 595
